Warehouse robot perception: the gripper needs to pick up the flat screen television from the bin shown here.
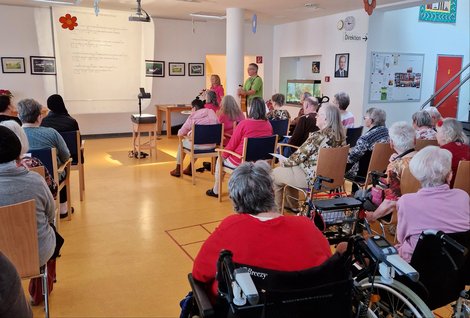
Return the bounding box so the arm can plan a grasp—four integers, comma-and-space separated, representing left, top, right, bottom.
286, 80, 321, 105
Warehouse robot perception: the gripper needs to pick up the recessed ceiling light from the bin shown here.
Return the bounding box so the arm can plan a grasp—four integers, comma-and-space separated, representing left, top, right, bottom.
189, 12, 226, 20
32, 0, 80, 4
304, 3, 319, 9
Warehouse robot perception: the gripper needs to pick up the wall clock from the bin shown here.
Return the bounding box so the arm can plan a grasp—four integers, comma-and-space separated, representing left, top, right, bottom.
337, 19, 344, 30
344, 16, 355, 31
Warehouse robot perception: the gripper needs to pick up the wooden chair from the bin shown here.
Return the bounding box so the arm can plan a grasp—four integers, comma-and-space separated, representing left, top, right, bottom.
59, 131, 85, 201
29, 148, 72, 224
415, 139, 438, 151
0, 200, 50, 318
216, 135, 278, 202
346, 126, 363, 147
269, 119, 290, 140
179, 123, 224, 185
30, 165, 46, 179
281, 146, 350, 213
454, 160, 470, 194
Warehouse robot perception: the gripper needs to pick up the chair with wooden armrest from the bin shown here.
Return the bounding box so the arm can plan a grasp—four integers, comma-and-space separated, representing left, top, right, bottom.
59, 131, 85, 201
453, 160, 470, 194
415, 139, 438, 151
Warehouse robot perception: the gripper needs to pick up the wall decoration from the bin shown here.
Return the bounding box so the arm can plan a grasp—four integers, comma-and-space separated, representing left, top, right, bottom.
369, 52, 424, 103
419, 0, 456, 23
59, 13, 78, 30
363, 0, 377, 16
1, 57, 25, 74
146, 60, 164, 77
169, 62, 185, 76
311, 61, 320, 73
188, 63, 204, 76
334, 53, 349, 78
30, 56, 56, 75
0, 89, 13, 97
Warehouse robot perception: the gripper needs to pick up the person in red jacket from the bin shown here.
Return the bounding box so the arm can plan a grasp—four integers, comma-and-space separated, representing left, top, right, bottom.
206, 97, 273, 197
193, 161, 332, 300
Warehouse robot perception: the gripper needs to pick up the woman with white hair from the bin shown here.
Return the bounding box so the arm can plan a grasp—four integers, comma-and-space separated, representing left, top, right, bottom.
412, 110, 436, 140
423, 106, 442, 128
396, 146, 469, 262
436, 118, 470, 187
365, 121, 417, 221
272, 103, 346, 209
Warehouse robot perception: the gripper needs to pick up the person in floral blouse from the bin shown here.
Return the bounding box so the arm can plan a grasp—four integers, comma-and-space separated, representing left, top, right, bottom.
365, 121, 417, 222
412, 110, 436, 140
267, 93, 290, 121
272, 103, 346, 209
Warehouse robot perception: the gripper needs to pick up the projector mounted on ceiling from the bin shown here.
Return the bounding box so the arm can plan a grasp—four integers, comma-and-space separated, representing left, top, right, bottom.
129, 0, 151, 22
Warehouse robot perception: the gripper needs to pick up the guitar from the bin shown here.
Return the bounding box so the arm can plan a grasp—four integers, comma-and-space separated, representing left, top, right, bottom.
238, 85, 247, 114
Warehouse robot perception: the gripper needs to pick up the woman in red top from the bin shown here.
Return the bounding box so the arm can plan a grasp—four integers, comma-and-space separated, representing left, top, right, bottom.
436, 118, 470, 187
193, 161, 332, 299
217, 95, 245, 146
206, 97, 272, 197
209, 74, 225, 105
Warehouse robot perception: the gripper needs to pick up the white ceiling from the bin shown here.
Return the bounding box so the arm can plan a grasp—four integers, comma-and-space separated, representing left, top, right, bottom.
0, 0, 423, 24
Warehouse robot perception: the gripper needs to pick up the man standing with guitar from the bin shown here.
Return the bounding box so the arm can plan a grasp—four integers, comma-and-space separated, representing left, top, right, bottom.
238, 63, 263, 113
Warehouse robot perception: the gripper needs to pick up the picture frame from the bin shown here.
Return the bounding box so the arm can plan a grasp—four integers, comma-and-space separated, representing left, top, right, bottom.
334, 53, 349, 78
311, 61, 320, 73
419, 0, 456, 23
169, 62, 185, 76
30, 56, 56, 75
145, 60, 165, 77
188, 63, 204, 76
1, 57, 26, 74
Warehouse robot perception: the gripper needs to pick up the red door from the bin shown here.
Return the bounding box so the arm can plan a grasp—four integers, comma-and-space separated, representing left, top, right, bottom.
434, 55, 463, 118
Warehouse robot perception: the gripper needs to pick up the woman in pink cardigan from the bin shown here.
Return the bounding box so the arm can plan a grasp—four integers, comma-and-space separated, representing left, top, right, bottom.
170, 98, 218, 177
206, 97, 273, 197
209, 74, 224, 105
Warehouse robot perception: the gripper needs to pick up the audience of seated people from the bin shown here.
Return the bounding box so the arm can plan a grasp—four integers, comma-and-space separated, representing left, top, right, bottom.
345, 107, 389, 182
204, 90, 220, 113
282, 96, 320, 157
412, 110, 436, 140
170, 97, 219, 177
365, 121, 417, 222
0, 120, 58, 198
272, 103, 346, 209
396, 146, 470, 263
40, 94, 80, 133
423, 106, 442, 129
17, 98, 72, 219
0, 94, 21, 125
0, 126, 63, 305
333, 91, 354, 128
217, 95, 245, 147
206, 97, 273, 198
193, 161, 332, 301
209, 74, 224, 105
266, 93, 290, 120
436, 118, 470, 187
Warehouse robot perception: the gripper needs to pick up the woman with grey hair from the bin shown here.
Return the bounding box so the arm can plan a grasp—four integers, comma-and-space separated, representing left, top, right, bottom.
272, 103, 346, 209
365, 121, 417, 221
193, 161, 332, 300
396, 146, 469, 262
333, 91, 354, 128
204, 90, 220, 113
206, 97, 272, 197
436, 118, 470, 186
346, 107, 389, 180
423, 106, 442, 128
412, 110, 436, 140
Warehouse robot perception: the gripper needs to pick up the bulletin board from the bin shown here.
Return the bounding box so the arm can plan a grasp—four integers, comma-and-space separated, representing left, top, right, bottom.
369, 52, 425, 103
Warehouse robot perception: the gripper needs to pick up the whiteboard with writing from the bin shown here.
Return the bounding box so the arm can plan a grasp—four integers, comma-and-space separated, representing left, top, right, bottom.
369, 52, 424, 103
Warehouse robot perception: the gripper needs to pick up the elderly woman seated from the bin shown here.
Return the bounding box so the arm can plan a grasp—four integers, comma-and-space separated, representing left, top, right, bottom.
412, 110, 436, 140
267, 93, 290, 120
396, 146, 470, 262
436, 118, 470, 187
423, 106, 442, 129
272, 103, 346, 209
365, 122, 417, 222
193, 161, 332, 300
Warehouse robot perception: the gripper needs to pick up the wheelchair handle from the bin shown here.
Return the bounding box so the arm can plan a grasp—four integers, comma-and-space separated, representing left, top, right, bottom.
313, 175, 334, 191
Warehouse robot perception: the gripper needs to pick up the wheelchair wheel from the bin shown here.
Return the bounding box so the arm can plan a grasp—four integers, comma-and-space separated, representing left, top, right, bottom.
357, 277, 433, 318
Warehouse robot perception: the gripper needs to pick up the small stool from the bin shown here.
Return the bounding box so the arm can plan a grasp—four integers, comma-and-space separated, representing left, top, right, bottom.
131, 114, 157, 158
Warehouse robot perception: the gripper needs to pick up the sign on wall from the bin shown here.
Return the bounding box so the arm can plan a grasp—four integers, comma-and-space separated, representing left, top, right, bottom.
419, 0, 457, 24
369, 52, 424, 103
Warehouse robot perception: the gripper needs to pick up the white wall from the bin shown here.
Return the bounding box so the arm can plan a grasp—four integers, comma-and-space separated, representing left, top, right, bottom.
273, 9, 370, 123
365, 2, 470, 124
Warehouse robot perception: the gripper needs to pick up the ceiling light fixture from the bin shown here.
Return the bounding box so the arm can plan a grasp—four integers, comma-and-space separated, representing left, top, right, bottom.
32, 0, 81, 5
189, 12, 226, 20
129, 0, 151, 22
304, 3, 320, 10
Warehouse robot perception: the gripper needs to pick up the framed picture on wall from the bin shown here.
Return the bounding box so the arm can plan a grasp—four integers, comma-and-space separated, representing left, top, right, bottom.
1, 57, 26, 74
188, 63, 204, 76
30, 56, 56, 75
169, 62, 185, 76
311, 61, 320, 73
334, 53, 349, 78
146, 60, 164, 77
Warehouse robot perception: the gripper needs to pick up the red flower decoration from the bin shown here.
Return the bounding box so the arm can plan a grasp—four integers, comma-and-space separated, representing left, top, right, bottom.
436, 120, 444, 128
59, 14, 78, 30
363, 0, 376, 16
0, 89, 13, 97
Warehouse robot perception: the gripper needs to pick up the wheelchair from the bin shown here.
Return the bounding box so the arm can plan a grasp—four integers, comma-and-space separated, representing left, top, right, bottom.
187, 235, 434, 318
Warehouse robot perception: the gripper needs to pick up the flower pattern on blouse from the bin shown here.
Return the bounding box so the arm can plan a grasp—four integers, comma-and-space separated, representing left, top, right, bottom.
383, 156, 413, 201
19, 157, 58, 199
267, 109, 291, 121
415, 127, 436, 140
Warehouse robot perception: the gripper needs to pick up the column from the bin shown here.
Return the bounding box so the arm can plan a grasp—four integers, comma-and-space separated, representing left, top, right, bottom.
226, 8, 244, 98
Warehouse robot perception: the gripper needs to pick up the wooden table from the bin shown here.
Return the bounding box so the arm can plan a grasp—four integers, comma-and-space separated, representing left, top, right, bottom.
155, 104, 192, 138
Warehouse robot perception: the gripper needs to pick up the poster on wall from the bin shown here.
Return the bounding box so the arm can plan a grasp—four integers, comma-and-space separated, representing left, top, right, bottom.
369, 52, 424, 103
419, 0, 457, 24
